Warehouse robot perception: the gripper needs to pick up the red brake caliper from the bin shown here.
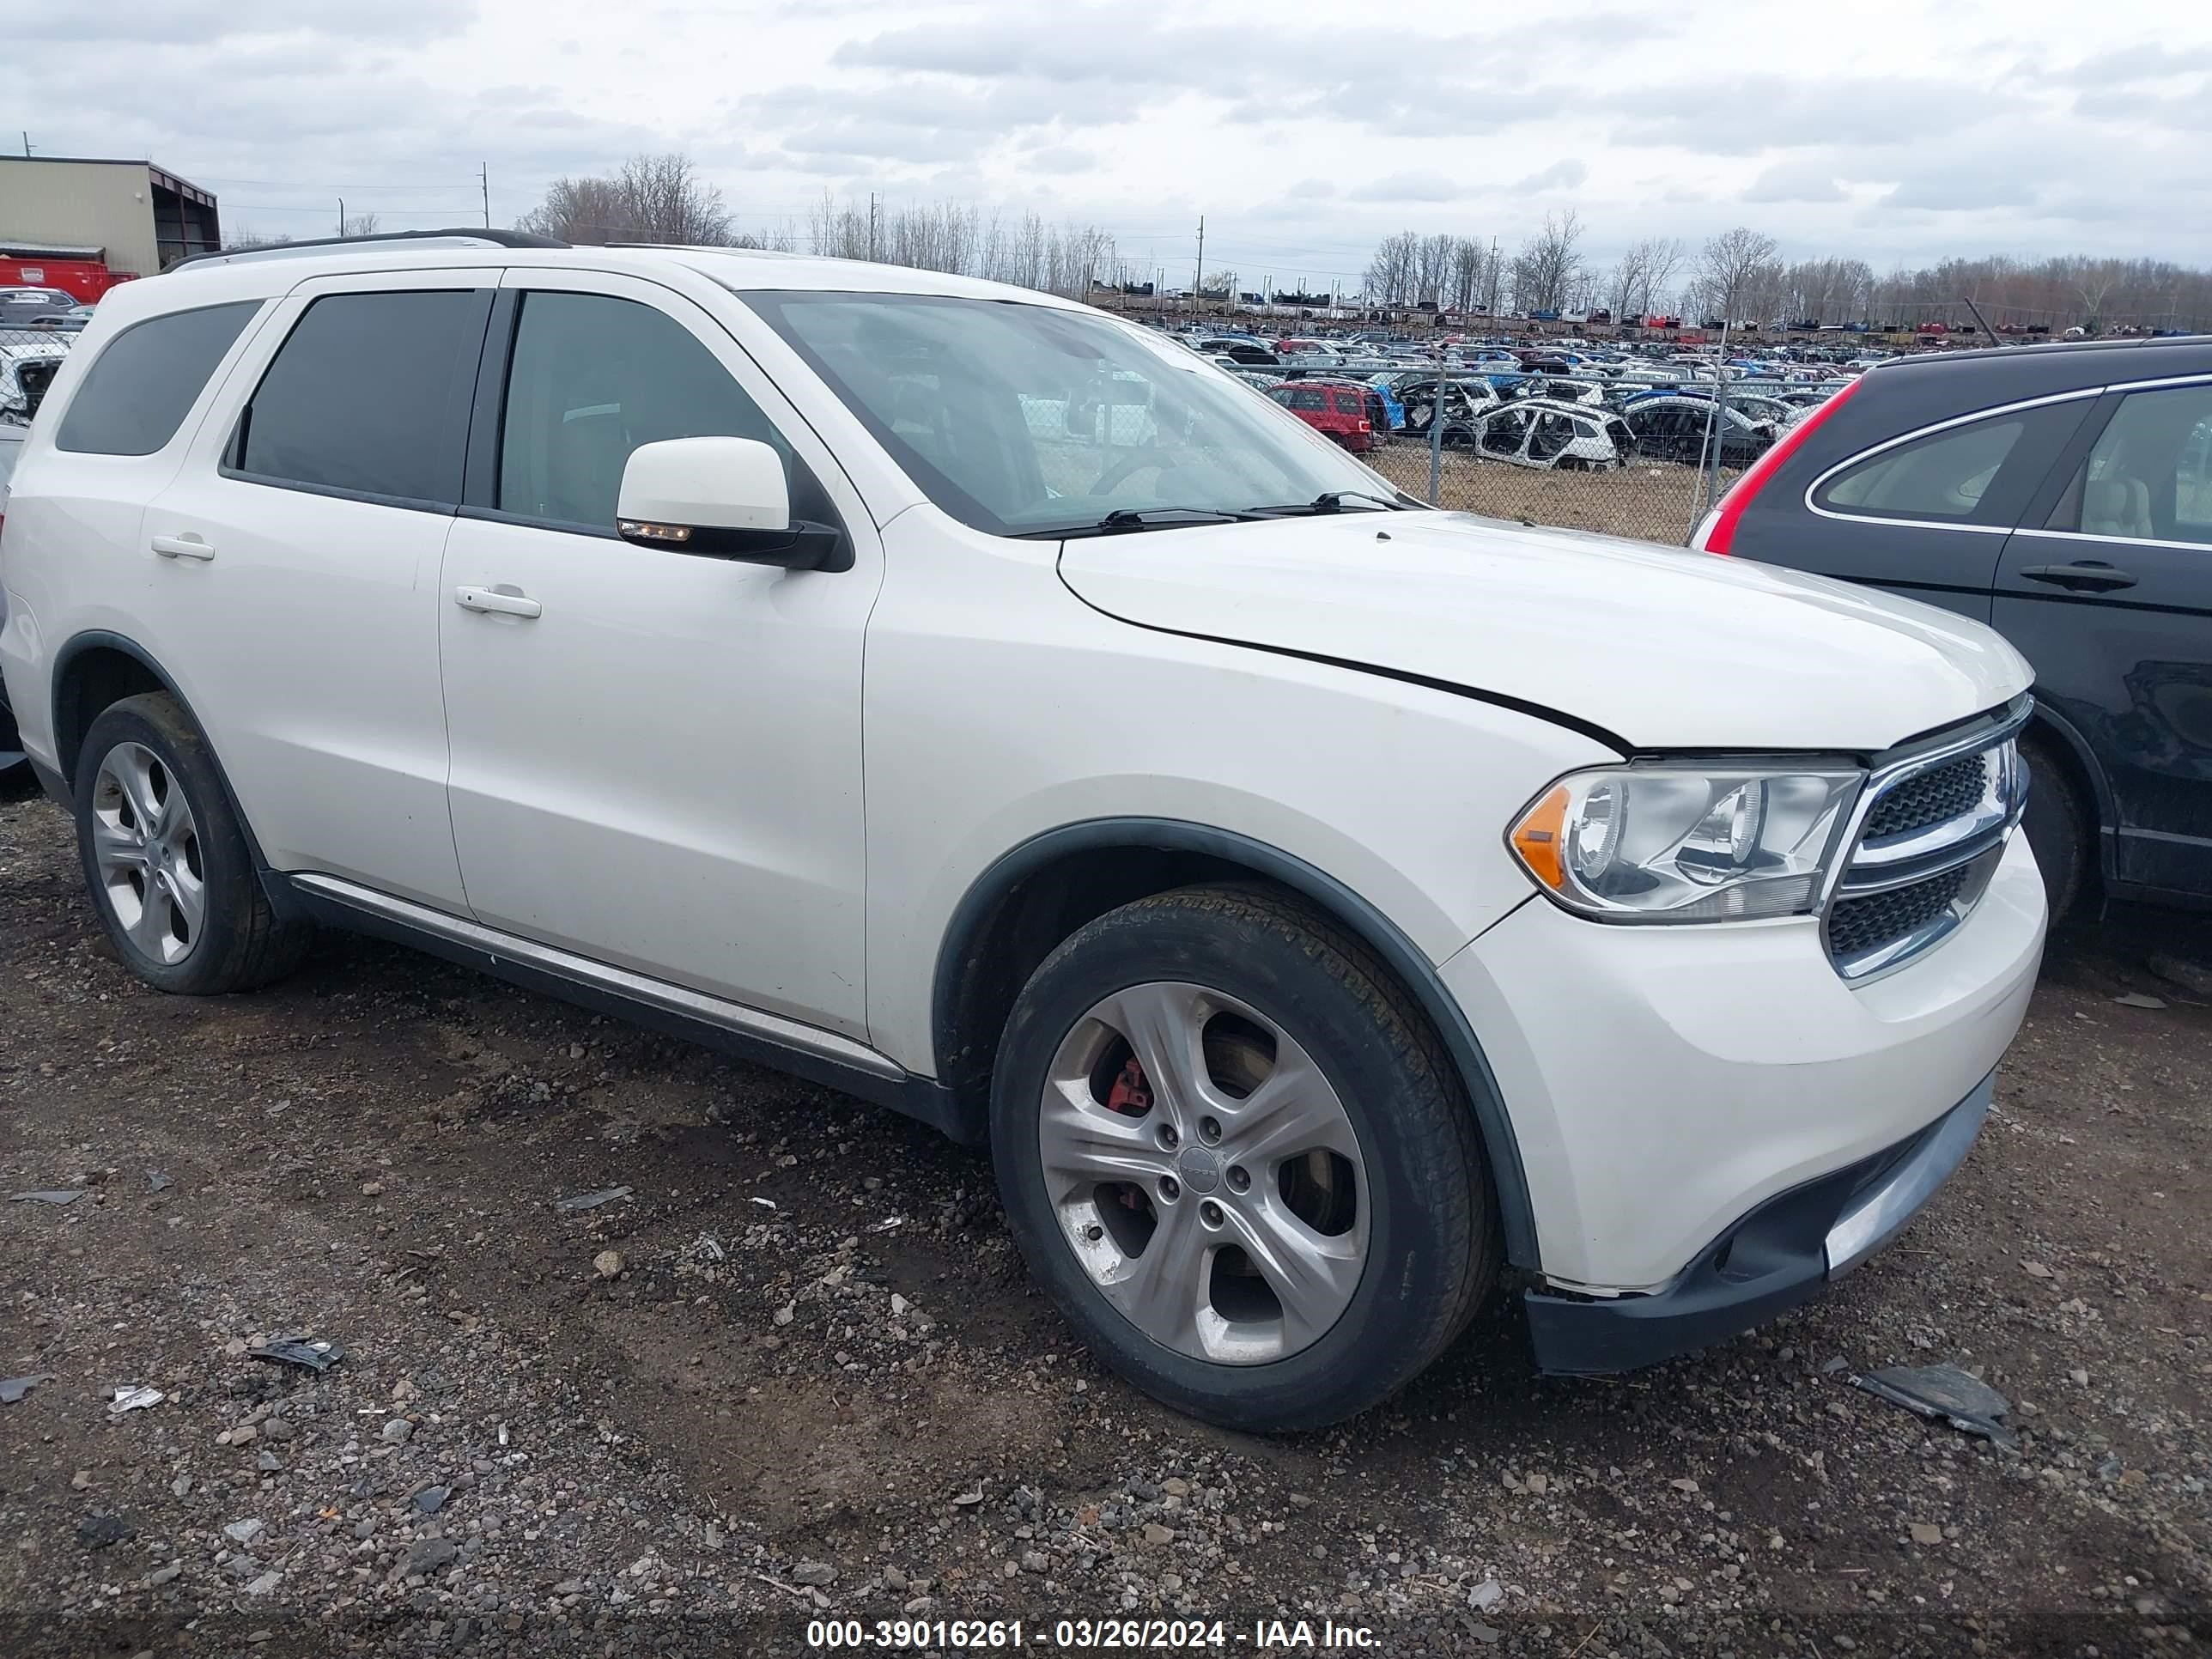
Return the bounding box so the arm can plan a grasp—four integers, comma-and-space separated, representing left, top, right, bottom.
1105, 1057, 1152, 1208
1106, 1056, 1152, 1115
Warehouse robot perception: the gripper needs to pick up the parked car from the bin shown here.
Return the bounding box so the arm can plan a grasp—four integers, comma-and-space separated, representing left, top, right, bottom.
1620, 394, 1776, 466
1695, 333, 2212, 918
0, 233, 2045, 1431
1267, 380, 1380, 453
1500, 375, 1607, 409
1394, 375, 1499, 439
0, 422, 21, 770
1, 337, 70, 423
1474, 399, 1632, 470
0, 286, 79, 323
22, 306, 97, 332
1360, 374, 1408, 433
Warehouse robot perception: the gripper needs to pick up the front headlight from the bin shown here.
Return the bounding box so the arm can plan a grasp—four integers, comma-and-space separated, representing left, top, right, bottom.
1508, 763, 1864, 922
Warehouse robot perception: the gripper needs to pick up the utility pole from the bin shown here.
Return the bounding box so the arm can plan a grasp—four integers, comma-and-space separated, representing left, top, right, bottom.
868, 192, 879, 263
337, 197, 345, 238
480, 163, 491, 228
1193, 216, 1204, 320
1486, 237, 1500, 320
1696, 308, 1735, 527
20, 132, 30, 159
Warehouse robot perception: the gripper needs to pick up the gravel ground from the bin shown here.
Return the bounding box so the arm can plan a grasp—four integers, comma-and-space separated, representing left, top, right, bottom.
1, 774, 2207, 1658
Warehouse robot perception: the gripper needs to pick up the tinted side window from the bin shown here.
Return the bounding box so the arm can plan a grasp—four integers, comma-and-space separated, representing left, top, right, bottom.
495, 290, 792, 529
2057, 384, 2212, 545
55, 301, 258, 456
236, 290, 488, 505
1817, 416, 2024, 522
1286, 389, 1326, 410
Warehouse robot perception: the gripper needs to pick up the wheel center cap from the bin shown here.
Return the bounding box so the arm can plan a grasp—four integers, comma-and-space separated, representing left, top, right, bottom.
1176, 1147, 1222, 1194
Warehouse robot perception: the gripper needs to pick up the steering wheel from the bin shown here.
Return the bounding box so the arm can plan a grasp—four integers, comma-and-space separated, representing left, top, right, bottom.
1087, 447, 1172, 497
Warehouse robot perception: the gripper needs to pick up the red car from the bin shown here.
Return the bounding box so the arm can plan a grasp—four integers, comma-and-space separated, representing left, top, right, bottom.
1268, 380, 1380, 453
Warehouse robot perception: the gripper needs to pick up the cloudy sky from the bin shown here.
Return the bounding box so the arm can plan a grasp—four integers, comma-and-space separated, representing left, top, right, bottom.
15, 0, 2212, 283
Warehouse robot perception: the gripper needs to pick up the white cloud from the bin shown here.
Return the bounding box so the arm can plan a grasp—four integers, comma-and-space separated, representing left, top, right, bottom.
6, 0, 2208, 276
1510, 159, 1589, 194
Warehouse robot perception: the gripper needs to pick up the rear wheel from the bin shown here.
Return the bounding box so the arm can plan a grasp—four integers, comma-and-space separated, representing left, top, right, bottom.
990, 884, 1497, 1431
2021, 734, 2090, 921
74, 692, 313, 994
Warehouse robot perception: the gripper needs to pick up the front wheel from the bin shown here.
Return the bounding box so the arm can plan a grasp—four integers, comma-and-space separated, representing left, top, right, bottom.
990, 885, 1497, 1431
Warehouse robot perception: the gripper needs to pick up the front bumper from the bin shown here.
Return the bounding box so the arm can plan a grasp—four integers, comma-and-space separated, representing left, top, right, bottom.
1437, 830, 2044, 1291
1524, 1072, 1990, 1374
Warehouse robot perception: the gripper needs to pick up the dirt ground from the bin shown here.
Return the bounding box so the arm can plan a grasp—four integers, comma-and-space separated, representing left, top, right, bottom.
1366, 443, 1736, 544
1, 772, 2207, 1659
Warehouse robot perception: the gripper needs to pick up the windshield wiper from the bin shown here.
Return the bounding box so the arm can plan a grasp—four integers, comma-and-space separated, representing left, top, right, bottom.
1245, 489, 1412, 516
1013, 507, 1261, 539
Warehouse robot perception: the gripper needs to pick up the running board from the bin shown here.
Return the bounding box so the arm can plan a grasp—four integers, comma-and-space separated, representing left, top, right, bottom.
282, 873, 977, 1142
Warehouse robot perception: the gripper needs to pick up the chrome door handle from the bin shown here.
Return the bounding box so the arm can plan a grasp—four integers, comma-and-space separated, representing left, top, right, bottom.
151, 533, 216, 561
453, 584, 543, 619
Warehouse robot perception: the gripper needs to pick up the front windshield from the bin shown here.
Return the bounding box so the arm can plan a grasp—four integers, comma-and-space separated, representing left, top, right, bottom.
739, 290, 1399, 536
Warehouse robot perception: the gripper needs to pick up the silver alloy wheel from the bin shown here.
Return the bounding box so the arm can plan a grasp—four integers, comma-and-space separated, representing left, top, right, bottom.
89, 741, 204, 967
1038, 981, 1368, 1364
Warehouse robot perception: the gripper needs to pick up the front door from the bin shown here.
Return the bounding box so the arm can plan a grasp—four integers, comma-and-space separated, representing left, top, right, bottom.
1997, 379, 2212, 898
437, 270, 882, 1034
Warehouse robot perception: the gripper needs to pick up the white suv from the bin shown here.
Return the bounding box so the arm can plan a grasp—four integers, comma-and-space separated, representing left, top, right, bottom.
0, 234, 2046, 1430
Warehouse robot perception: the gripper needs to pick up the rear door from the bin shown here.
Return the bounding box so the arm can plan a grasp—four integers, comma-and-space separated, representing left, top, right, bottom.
1996, 377, 2212, 897
1785, 397, 2095, 623
138, 272, 492, 907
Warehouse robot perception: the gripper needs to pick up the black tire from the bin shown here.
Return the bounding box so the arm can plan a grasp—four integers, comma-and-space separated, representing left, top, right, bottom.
990, 884, 1498, 1431
73, 692, 313, 994
2021, 735, 2090, 921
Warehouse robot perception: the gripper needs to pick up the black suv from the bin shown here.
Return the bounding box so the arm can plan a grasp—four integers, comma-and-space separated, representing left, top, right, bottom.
1696, 337, 2212, 916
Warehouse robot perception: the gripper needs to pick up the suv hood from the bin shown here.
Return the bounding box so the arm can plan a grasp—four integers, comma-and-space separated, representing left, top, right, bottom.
1058, 512, 2033, 752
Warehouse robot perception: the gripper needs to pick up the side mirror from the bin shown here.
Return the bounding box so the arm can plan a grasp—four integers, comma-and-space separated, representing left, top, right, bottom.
615, 436, 846, 571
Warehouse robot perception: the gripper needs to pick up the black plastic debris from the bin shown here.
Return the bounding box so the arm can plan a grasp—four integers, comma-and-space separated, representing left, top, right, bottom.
1854, 1364, 2019, 1449
0, 1374, 55, 1405
248, 1338, 346, 1375
76, 1513, 136, 1550
555, 1186, 632, 1212
10, 1190, 84, 1205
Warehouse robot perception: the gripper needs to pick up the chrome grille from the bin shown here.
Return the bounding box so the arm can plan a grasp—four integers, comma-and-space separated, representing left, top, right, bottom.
1824, 708, 2029, 983
1828, 865, 1973, 960
1863, 754, 1986, 840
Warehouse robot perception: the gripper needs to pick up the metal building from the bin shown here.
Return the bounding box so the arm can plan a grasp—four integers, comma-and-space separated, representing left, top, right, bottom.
0, 156, 221, 276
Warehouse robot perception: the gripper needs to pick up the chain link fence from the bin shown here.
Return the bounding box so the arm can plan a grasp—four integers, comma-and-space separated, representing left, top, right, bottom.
1343, 365, 1812, 544
2, 325, 76, 429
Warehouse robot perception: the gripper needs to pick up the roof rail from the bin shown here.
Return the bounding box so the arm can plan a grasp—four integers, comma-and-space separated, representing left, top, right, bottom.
167, 228, 568, 272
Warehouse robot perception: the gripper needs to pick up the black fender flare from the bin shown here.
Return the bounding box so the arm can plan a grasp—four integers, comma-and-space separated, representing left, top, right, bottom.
933, 817, 1542, 1270
47, 629, 301, 919
2021, 698, 2116, 880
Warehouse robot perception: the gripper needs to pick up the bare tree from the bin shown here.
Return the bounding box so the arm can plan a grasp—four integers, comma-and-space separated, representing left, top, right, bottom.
1641, 237, 1686, 317
340, 212, 381, 238
222, 224, 291, 251
2067, 257, 2127, 331
1510, 210, 1584, 313
1694, 226, 1779, 324
517, 155, 731, 246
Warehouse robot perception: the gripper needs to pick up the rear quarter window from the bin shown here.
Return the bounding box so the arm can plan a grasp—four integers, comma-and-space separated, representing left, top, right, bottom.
53, 301, 260, 456
1814, 415, 2027, 523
